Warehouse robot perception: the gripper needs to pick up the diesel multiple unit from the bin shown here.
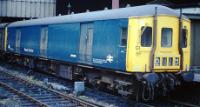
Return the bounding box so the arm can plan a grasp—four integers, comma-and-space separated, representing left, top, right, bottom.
0, 5, 192, 101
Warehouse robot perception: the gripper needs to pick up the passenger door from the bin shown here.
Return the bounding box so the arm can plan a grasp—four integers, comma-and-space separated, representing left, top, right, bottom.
79, 23, 94, 64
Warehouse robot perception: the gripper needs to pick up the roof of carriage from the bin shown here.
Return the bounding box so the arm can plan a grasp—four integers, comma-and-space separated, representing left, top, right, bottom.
8, 4, 188, 27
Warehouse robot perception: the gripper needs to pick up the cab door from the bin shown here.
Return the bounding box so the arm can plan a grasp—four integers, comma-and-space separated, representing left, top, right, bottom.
126, 16, 153, 72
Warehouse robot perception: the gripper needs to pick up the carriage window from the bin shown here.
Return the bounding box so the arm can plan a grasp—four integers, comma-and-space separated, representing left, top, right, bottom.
161, 28, 172, 47
121, 27, 127, 46
141, 26, 152, 47
180, 29, 187, 48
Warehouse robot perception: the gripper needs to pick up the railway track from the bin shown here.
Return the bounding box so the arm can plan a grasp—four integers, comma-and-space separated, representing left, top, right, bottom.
0, 87, 37, 107
0, 69, 99, 107
0, 63, 133, 107
1, 62, 200, 107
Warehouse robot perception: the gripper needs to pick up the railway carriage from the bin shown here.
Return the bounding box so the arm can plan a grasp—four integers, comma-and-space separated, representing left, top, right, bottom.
0, 5, 192, 101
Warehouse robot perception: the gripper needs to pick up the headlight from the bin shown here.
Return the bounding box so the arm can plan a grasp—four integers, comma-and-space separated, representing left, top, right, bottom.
175, 57, 179, 66
155, 57, 160, 66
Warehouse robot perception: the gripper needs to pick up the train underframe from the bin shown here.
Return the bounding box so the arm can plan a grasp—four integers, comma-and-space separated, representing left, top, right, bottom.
0, 52, 183, 101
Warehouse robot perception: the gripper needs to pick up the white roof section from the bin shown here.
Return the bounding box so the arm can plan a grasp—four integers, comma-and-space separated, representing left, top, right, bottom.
8, 4, 188, 27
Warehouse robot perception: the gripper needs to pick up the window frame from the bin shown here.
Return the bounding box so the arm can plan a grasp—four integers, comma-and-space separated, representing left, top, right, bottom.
161, 28, 173, 48
141, 26, 153, 47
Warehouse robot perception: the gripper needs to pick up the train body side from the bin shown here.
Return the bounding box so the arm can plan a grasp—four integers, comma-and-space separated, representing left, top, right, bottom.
47, 23, 80, 63
6, 19, 128, 71
6, 4, 189, 73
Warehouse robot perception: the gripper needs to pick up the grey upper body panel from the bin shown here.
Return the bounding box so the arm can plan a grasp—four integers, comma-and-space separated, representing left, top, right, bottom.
8, 5, 188, 27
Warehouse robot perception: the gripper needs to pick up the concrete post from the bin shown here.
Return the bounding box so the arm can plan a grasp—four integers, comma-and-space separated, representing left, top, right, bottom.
112, 0, 119, 9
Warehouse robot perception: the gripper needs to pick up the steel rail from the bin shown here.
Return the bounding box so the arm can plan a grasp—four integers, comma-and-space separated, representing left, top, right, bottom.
0, 70, 100, 107
0, 81, 48, 107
